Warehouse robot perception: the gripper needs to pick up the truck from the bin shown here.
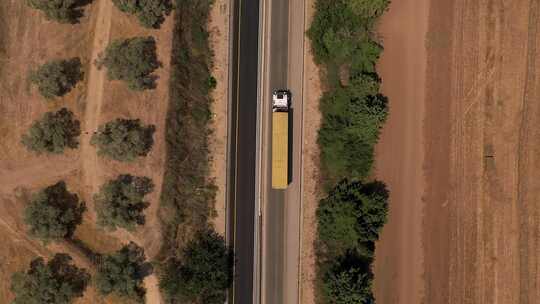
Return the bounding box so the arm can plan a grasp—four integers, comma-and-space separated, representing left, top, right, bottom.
271, 89, 290, 189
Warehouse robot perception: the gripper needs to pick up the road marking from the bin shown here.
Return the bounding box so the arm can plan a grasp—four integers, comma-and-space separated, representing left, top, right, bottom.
294, 0, 307, 300
257, 0, 273, 302
255, 0, 269, 302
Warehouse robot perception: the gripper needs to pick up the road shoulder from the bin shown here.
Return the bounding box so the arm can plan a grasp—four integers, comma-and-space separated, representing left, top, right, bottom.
208, 0, 231, 236
298, 0, 324, 302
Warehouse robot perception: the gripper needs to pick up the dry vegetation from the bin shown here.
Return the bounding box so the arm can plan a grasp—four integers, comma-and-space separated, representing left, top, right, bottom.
371, 0, 540, 303
422, 0, 540, 303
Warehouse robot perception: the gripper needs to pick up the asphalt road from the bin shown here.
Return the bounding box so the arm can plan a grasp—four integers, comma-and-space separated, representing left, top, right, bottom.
261, 0, 288, 302
229, 0, 260, 302
260, 0, 305, 302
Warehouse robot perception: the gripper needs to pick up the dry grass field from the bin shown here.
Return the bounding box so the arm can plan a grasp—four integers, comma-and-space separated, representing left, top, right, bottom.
424, 0, 540, 302
374, 0, 540, 303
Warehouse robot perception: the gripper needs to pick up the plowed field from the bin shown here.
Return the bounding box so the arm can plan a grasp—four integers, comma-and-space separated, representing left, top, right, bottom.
374, 0, 540, 303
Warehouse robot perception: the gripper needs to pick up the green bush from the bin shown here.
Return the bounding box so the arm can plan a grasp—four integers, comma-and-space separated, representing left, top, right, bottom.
29, 58, 83, 99
97, 37, 160, 90
94, 175, 154, 231
348, 0, 389, 18
317, 180, 388, 256
21, 108, 81, 154
323, 262, 374, 304
112, 0, 173, 28
307, 0, 362, 64
318, 75, 388, 182
24, 181, 86, 244
11, 253, 90, 304
91, 118, 155, 162
205, 75, 217, 92
96, 242, 151, 302
307, 0, 388, 66
160, 229, 233, 304
26, 0, 87, 24
26, 0, 90, 24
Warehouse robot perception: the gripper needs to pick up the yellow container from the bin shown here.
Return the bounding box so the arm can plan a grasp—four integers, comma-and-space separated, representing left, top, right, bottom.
272, 112, 288, 189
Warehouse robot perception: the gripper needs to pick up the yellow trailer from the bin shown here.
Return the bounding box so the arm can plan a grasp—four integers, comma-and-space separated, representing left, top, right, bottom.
272, 112, 288, 189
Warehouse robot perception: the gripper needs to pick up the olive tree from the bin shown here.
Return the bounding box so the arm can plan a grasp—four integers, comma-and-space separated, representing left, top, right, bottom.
24, 181, 86, 244
90, 118, 155, 162
96, 242, 152, 302
94, 175, 154, 231
112, 0, 172, 28
29, 58, 83, 99
97, 37, 160, 90
21, 108, 81, 154
26, 0, 90, 24
11, 253, 90, 304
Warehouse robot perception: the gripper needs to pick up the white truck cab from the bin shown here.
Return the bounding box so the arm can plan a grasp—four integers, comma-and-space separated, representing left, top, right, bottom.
272, 90, 290, 112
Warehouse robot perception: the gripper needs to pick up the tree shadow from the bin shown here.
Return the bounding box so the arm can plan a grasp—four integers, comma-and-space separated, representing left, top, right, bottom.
65, 238, 102, 266
70, 0, 95, 23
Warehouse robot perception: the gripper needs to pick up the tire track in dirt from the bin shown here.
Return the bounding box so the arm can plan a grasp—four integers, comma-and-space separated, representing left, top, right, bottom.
0, 161, 78, 194
448, 1, 468, 301
515, 1, 539, 303
81, 0, 112, 199
479, 1, 502, 302
448, 2, 464, 299
0, 217, 48, 257
449, 0, 489, 302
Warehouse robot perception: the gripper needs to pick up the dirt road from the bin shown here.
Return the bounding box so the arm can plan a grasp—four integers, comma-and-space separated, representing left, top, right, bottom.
81, 0, 113, 197
376, 0, 540, 303
372, 0, 428, 303
299, 0, 323, 302
208, 0, 230, 236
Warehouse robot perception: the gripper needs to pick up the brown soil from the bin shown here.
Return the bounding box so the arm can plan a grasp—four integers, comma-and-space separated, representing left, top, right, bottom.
299, 0, 324, 303
375, 0, 540, 303
426, 0, 540, 302
80, 0, 113, 200
208, 0, 230, 236
372, 0, 429, 303
0, 0, 174, 302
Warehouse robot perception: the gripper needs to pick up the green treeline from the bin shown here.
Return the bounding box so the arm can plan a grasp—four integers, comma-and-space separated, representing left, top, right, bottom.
307, 0, 391, 303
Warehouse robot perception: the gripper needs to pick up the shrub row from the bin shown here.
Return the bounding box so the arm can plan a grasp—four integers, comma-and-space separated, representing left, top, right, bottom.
156, 0, 233, 303
308, 0, 391, 303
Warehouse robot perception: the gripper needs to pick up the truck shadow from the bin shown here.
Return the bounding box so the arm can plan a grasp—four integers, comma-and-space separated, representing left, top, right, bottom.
287, 107, 293, 185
